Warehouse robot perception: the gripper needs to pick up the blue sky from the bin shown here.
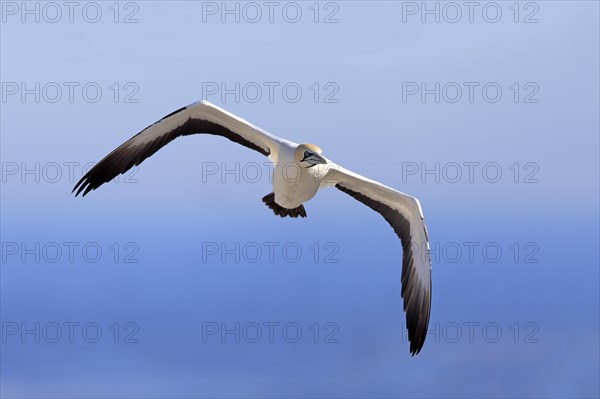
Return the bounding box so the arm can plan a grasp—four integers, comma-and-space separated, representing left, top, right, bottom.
1, 1, 599, 398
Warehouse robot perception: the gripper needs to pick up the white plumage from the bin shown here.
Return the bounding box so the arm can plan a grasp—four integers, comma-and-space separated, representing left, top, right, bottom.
73, 100, 432, 355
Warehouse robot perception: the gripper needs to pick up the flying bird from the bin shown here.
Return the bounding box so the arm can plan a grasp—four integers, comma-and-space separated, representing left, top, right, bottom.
73, 101, 432, 355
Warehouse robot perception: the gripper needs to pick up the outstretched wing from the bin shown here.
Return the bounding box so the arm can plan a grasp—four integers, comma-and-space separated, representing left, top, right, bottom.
326, 165, 432, 355
73, 101, 288, 196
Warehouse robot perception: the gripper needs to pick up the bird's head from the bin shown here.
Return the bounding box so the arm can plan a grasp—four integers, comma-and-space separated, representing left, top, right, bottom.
295, 144, 327, 168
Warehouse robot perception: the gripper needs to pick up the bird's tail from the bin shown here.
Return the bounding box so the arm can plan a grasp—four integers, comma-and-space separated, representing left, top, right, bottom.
262, 193, 307, 218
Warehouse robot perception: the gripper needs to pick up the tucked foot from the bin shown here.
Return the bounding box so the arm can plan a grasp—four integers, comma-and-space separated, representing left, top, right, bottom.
262, 193, 307, 218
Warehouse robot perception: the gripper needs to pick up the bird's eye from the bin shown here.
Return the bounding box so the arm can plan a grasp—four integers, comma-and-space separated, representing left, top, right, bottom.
304, 151, 312, 158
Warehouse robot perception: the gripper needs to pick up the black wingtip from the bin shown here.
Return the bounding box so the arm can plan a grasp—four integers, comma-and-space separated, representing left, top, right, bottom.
410, 343, 423, 356
72, 179, 83, 195
74, 183, 85, 197
82, 184, 94, 197
72, 173, 89, 196
407, 319, 428, 356
73, 177, 91, 197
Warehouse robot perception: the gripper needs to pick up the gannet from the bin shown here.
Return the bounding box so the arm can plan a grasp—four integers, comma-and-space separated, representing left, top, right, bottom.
73, 100, 432, 355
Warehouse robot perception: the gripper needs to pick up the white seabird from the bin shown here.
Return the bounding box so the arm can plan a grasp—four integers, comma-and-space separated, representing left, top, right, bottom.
73, 100, 432, 355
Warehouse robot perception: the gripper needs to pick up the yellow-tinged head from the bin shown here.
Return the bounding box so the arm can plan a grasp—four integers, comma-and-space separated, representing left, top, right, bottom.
295, 143, 327, 168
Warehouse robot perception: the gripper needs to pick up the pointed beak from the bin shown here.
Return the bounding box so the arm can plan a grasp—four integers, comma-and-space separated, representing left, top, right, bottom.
303, 153, 327, 167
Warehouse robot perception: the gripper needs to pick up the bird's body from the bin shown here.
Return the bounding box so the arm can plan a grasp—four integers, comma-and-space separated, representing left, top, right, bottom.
271, 144, 325, 211
74, 100, 432, 355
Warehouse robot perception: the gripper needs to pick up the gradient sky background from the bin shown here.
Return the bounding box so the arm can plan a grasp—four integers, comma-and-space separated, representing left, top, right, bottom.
1, 1, 599, 398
